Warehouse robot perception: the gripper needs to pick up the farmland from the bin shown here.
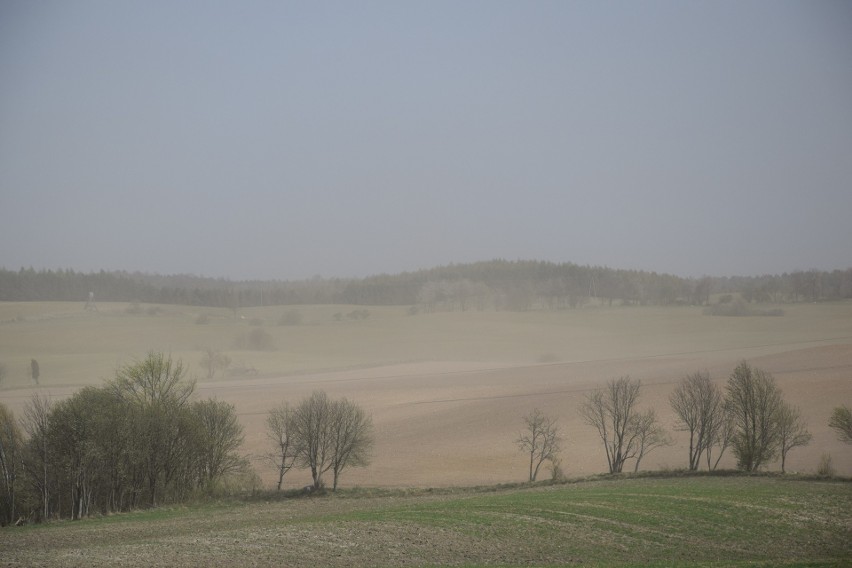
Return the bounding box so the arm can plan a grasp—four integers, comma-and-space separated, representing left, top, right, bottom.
2, 475, 850, 567
1, 300, 852, 488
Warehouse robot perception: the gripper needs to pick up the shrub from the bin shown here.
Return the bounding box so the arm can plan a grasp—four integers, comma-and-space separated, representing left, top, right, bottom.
816, 454, 835, 477
278, 309, 303, 326
234, 328, 276, 351
195, 314, 210, 325
703, 300, 784, 317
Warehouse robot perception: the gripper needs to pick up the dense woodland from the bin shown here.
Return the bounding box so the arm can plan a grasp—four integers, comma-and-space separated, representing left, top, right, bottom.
2, 260, 851, 310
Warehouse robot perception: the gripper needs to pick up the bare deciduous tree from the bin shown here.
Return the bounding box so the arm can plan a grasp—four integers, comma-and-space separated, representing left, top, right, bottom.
726, 361, 784, 472
828, 405, 852, 443
266, 402, 297, 491
200, 348, 231, 379
0, 403, 22, 525
516, 409, 562, 482
669, 371, 723, 471
580, 376, 642, 473
704, 401, 735, 471
329, 397, 373, 491
291, 391, 333, 490
776, 403, 811, 473
22, 393, 52, 521
291, 391, 373, 491
191, 399, 246, 489
632, 409, 671, 473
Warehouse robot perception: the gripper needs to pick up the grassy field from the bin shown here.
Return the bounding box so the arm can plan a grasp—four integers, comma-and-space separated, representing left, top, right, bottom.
2, 475, 850, 567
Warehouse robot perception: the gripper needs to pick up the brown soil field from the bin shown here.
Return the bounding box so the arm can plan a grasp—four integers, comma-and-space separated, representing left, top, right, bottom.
216, 342, 852, 487
2, 304, 851, 488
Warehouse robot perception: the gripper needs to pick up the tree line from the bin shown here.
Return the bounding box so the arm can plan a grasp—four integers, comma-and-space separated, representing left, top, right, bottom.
0, 353, 374, 526
0, 353, 246, 525
518, 361, 850, 481
3, 261, 851, 310
3, 355, 849, 525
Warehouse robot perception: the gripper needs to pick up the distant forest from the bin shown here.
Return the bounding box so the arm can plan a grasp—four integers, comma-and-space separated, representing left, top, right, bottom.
1, 260, 851, 311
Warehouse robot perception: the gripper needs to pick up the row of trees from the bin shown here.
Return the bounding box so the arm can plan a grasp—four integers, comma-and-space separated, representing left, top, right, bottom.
518, 362, 843, 480
0, 353, 246, 525
4, 262, 851, 309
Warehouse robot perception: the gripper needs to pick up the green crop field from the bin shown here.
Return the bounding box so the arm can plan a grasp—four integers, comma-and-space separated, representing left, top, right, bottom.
2, 475, 850, 567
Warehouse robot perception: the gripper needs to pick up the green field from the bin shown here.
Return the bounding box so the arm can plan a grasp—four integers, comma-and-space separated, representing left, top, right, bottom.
2, 475, 850, 567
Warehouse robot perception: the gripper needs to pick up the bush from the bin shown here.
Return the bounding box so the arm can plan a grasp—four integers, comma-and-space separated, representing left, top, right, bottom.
817, 454, 835, 477
278, 309, 303, 326
195, 314, 210, 325
703, 299, 784, 317
125, 300, 143, 314
234, 328, 275, 351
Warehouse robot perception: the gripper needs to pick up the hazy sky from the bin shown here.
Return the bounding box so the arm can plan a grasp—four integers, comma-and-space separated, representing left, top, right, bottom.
1, 1, 851, 280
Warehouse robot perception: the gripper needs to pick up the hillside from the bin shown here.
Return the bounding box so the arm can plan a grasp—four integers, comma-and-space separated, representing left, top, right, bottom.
2, 475, 850, 567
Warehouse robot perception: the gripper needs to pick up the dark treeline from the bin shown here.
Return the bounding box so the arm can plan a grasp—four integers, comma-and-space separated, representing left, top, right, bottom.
2, 261, 851, 310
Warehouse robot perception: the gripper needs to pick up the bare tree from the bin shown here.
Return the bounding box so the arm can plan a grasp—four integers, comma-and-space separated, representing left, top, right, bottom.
290, 391, 373, 491
516, 408, 562, 482
725, 361, 784, 471
669, 371, 724, 471
21, 393, 52, 521
704, 401, 735, 471
828, 405, 852, 443
0, 403, 22, 525
200, 348, 231, 379
580, 376, 642, 473
776, 403, 811, 473
291, 391, 334, 490
266, 402, 297, 491
328, 397, 373, 491
632, 409, 671, 473
191, 399, 245, 489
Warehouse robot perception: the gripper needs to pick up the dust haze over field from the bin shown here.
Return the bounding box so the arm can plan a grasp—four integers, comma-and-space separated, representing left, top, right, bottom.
2, 300, 851, 488
2, 0, 852, 508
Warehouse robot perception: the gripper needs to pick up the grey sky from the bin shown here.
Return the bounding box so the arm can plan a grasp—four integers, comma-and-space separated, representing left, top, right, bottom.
1, 1, 851, 280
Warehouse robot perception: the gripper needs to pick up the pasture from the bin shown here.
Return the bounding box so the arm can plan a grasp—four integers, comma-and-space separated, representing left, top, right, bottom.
1, 300, 852, 487
2, 475, 850, 567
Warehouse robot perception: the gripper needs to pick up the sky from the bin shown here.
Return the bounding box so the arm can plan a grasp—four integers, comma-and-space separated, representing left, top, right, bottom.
1, 1, 851, 281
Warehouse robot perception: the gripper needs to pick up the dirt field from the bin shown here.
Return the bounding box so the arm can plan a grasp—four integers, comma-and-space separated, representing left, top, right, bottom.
2, 301, 851, 487
209, 342, 852, 487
